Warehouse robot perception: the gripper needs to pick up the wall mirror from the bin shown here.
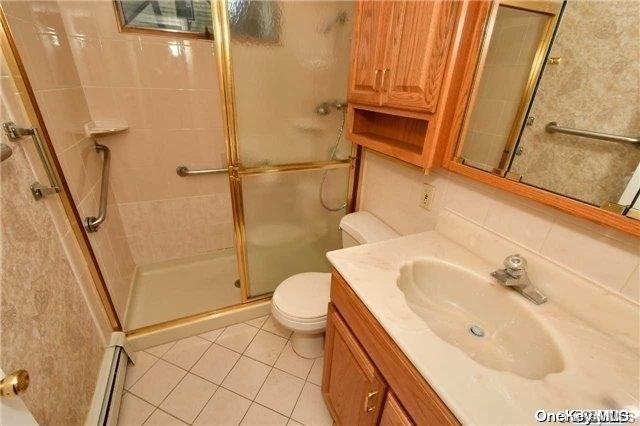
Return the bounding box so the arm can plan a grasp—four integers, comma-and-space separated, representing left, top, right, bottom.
448, 0, 640, 234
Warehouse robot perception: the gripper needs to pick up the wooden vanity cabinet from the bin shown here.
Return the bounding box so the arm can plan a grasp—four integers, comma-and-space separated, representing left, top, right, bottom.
380, 393, 413, 426
322, 270, 459, 425
322, 305, 387, 425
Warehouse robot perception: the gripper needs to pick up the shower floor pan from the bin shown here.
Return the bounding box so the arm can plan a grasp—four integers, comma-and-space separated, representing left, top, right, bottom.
124, 248, 241, 331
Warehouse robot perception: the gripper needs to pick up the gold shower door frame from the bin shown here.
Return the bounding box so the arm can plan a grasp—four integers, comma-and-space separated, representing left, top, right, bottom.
0, 7, 122, 331
211, 0, 359, 303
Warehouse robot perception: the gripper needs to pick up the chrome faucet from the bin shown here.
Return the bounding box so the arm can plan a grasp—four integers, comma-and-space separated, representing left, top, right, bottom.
491, 254, 547, 305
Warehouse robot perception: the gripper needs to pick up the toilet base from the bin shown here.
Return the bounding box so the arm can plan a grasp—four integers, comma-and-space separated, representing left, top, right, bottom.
291, 332, 324, 359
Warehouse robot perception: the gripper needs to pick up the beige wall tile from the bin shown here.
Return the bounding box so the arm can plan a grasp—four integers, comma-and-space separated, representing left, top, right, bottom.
359, 150, 640, 303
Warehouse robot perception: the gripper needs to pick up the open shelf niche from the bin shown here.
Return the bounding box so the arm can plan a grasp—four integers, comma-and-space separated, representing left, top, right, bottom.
347, 106, 429, 167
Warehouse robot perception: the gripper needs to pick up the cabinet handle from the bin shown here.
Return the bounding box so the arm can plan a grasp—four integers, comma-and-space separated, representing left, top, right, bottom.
374, 69, 381, 92
364, 390, 378, 412
381, 68, 390, 92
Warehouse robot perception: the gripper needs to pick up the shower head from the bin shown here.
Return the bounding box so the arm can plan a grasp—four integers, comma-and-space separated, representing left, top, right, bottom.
322, 10, 348, 34
315, 101, 348, 116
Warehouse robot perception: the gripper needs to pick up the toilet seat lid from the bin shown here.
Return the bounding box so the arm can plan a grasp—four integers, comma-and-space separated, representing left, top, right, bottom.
273, 272, 331, 320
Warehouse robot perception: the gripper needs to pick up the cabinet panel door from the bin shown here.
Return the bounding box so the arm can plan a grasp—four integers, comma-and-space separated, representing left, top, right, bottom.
384, 1, 458, 113
322, 305, 387, 425
380, 393, 414, 426
348, 1, 395, 106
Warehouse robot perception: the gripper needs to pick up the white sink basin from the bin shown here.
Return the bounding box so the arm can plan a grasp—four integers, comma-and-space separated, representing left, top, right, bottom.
397, 259, 564, 380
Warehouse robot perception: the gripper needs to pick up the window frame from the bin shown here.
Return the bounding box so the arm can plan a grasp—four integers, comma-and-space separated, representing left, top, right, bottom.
113, 0, 214, 40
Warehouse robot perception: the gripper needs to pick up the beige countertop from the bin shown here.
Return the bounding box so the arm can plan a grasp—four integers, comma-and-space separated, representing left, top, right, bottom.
326, 213, 639, 425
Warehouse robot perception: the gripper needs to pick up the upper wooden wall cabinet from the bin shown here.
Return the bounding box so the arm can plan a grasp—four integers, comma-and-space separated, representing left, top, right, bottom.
347, 0, 472, 169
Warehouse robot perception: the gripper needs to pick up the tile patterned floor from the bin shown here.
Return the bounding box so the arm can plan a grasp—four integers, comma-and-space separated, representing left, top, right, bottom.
118, 315, 331, 426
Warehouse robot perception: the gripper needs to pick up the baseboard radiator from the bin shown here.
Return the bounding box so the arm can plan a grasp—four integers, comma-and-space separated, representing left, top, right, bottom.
85, 333, 133, 426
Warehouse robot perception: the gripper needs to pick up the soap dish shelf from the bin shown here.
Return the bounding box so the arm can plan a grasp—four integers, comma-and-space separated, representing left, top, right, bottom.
85, 120, 129, 138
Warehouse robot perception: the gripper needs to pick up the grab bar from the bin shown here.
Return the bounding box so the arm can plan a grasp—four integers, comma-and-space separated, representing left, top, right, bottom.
176, 165, 227, 176
2, 121, 60, 199
85, 144, 110, 233
546, 122, 640, 144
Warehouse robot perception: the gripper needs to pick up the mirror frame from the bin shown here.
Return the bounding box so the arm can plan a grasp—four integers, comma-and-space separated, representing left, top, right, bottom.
441, 0, 640, 236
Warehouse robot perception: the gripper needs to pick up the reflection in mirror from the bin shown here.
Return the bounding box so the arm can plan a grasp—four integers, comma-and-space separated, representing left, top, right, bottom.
460, 5, 550, 173
509, 1, 640, 210
458, 0, 640, 215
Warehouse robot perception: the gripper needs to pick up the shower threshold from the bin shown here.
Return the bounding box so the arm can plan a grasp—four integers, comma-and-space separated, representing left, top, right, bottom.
124, 248, 240, 331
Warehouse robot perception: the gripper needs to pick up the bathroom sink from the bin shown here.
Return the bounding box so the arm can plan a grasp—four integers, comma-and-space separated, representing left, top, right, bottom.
397, 259, 564, 380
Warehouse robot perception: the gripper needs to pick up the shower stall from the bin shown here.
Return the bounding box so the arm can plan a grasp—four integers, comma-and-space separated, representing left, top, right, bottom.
0, 0, 355, 333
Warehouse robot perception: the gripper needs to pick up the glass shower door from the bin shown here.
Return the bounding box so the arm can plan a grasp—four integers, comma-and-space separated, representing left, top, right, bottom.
223, 0, 354, 298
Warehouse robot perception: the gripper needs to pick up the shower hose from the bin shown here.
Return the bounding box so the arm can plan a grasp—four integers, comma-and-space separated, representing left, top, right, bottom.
319, 107, 348, 212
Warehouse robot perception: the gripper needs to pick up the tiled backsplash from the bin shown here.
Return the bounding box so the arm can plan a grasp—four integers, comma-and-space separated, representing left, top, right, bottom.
358, 150, 640, 304
57, 0, 233, 265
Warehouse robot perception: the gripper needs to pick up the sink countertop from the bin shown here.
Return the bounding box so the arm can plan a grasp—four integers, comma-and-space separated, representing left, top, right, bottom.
326, 230, 639, 425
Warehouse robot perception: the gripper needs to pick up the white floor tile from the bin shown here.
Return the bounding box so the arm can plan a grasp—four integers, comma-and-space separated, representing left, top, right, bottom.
191, 343, 240, 385
245, 315, 269, 328
273, 343, 314, 380
117, 392, 154, 426
241, 403, 288, 426
255, 369, 304, 417
160, 373, 217, 424
199, 327, 225, 342
144, 409, 187, 425
261, 316, 292, 338
307, 357, 324, 386
144, 341, 176, 358
291, 382, 332, 426
162, 336, 211, 370
129, 359, 186, 406
217, 323, 260, 353
222, 356, 271, 399
194, 387, 251, 425
287, 420, 303, 426
124, 352, 159, 390
245, 330, 288, 366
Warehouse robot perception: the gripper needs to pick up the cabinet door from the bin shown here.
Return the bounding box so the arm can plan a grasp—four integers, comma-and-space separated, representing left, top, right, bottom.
383, 1, 458, 113
380, 393, 414, 426
322, 305, 387, 425
348, 1, 395, 106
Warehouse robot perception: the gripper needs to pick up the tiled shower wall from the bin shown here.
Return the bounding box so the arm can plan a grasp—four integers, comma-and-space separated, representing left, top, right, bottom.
57, 1, 234, 265
1, 20, 105, 424
2, 1, 135, 319
461, 7, 546, 169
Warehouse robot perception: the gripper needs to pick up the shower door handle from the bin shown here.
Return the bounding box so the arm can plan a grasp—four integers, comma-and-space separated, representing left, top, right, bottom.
2, 122, 60, 200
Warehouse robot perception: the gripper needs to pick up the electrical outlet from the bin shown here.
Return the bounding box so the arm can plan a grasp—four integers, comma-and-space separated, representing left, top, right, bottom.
420, 184, 435, 210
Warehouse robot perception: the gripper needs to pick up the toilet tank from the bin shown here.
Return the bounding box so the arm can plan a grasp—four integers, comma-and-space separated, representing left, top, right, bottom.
339, 211, 400, 248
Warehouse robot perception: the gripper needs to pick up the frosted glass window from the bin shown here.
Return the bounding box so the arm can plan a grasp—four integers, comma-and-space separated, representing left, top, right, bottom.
116, 0, 214, 37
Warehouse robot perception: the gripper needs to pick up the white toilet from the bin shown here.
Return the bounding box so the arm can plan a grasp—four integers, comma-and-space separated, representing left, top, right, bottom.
271, 211, 399, 358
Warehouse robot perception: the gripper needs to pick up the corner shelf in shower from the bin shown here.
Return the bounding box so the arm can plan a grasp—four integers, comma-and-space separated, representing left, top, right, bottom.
84, 120, 129, 138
